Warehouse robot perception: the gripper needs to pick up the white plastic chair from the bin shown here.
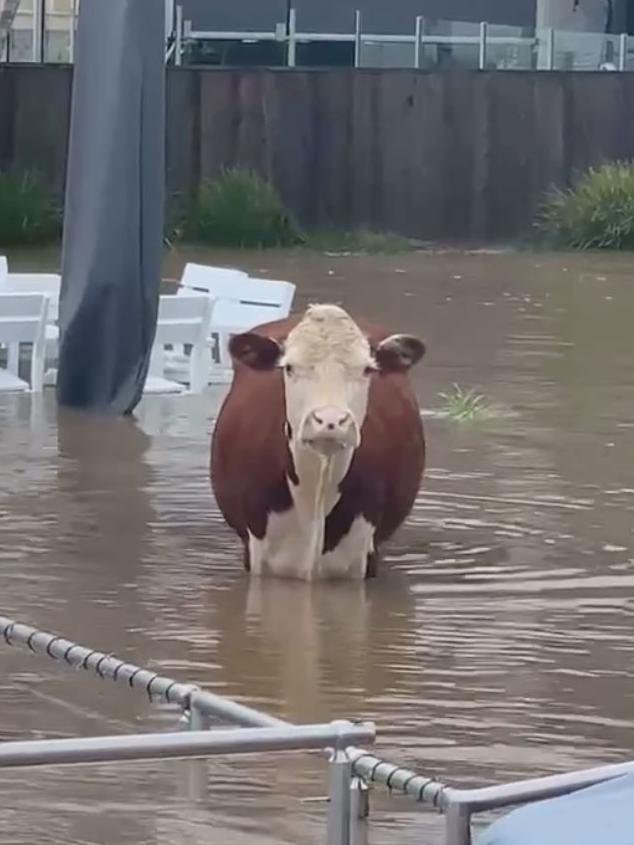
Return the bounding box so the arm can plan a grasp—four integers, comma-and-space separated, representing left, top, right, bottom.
144, 292, 215, 395
174, 262, 296, 382
0, 273, 61, 354
180, 262, 249, 292
0, 292, 49, 393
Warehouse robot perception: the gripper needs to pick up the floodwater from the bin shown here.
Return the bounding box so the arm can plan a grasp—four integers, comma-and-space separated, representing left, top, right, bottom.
1, 246, 634, 844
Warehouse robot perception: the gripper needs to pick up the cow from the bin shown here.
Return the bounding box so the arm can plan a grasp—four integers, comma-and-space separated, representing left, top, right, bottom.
210, 303, 426, 580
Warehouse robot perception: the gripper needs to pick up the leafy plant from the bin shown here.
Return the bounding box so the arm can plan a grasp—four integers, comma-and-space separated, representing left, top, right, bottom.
183, 168, 302, 248
439, 384, 491, 422
0, 170, 61, 246
537, 161, 634, 250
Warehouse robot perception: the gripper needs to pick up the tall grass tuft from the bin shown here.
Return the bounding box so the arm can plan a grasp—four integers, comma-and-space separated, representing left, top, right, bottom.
184, 168, 303, 248
537, 161, 634, 250
439, 384, 491, 422
0, 171, 61, 246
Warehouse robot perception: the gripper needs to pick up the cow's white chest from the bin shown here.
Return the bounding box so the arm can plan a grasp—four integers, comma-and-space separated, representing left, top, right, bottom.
248, 511, 374, 580
248, 448, 375, 580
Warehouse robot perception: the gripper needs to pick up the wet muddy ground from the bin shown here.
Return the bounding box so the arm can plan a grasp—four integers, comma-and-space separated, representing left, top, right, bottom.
1, 247, 634, 844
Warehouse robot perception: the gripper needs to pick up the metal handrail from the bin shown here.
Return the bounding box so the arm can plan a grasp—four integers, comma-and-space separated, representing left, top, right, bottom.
0, 616, 449, 803
4, 615, 632, 845
0, 722, 375, 768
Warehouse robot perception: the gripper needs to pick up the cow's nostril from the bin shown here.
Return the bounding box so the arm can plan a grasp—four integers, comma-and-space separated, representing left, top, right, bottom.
327, 422, 335, 431
338, 415, 349, 426
313, 414, 323, 425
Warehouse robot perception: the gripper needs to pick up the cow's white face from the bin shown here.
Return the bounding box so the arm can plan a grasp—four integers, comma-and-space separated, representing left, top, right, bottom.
229, 304, 425, 459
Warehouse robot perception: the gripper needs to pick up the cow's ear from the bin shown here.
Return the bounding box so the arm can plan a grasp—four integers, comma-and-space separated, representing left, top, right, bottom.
229, 333, 282, 370
374, 334, 426, 372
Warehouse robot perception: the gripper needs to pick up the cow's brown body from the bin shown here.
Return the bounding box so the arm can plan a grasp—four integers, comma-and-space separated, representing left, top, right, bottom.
210, 313, 425, 577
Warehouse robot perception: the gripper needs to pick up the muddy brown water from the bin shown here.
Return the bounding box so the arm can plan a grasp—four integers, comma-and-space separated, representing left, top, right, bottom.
1, 246, 634, 844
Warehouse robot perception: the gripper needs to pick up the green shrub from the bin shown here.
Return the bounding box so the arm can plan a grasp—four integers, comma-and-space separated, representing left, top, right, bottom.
537, 161, 634, 250
184, 168, 302, 248
0, 170, 61, 246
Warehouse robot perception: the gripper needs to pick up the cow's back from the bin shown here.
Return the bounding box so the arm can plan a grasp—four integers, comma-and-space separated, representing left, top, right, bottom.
210, 314, 425, 555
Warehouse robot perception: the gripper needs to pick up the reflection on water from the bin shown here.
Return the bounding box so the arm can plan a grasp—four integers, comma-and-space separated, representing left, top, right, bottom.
2, 249, 634, 844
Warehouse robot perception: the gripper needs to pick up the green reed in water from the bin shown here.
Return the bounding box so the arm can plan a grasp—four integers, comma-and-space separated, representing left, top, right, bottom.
439, 384, 492, 422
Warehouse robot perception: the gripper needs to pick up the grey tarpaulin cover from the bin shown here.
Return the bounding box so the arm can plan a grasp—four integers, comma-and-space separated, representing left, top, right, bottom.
57, 0, 165, 414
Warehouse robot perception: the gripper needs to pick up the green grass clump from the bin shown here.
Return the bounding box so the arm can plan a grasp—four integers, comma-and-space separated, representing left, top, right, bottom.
0, 171, 61, 246
439, 384, 491, 422
537, 161, 634, 250
305, 228, 416, 254
184, 168, 302, 248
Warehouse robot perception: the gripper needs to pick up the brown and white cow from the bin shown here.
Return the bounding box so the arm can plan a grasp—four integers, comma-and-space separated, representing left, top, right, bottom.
211, 304, 425, 580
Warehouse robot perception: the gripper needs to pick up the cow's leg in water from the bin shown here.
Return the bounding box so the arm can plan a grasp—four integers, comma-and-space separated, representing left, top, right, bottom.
242, 543, 251, 573
366, 550, 380, 579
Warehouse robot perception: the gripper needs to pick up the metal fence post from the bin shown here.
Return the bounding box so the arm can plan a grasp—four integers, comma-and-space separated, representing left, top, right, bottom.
175, 4, 183, 66
349, 777, 369, 845
32, 0, 44, 63
353, 10, 361, 68
188, 703, 209, 732
546, 27, 555, 70
68, 0, 77, 63
414, 16, 423, 69
478, 21, 487, 70
444, 803, 472, 845
287, 7, 296, 67
185, 698, 209, 799
327, 749, 353, 845
618, 32, 627, 71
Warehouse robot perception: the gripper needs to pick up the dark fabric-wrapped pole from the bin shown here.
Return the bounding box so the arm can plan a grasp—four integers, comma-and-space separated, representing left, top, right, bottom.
57, 0, 164, 414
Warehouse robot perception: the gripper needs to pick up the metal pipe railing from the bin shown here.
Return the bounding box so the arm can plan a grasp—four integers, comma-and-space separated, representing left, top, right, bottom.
7, 616, 630, 845
0, 616, 381, 845
0, 616, 449, 807
1, 616, 199, 708
436, 758, 634, 845
440, 758, 634, 813
0, 722, 374, 769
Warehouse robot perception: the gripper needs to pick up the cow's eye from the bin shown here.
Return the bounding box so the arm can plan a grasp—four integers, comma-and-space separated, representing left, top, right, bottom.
363, 365, 376, 376
284, 364, 294, 376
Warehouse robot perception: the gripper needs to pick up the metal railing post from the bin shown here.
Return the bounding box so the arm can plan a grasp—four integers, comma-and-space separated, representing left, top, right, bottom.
546, 27, 555, 70
349, 777, 369, 845
353, 10, 361, 68
618, 32, 627, 71
188, 701, 209, 731
68, 0, 77, 64
327, 749, 353, 845
478, 21, 487, 70
444, 802, 472, 845
164, 0, 175, 43
287, 7, 296, 67
175, 4, 183, 66
185, 699, 209, 799
414, 15, 423, 69
32, 0, 44, 63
